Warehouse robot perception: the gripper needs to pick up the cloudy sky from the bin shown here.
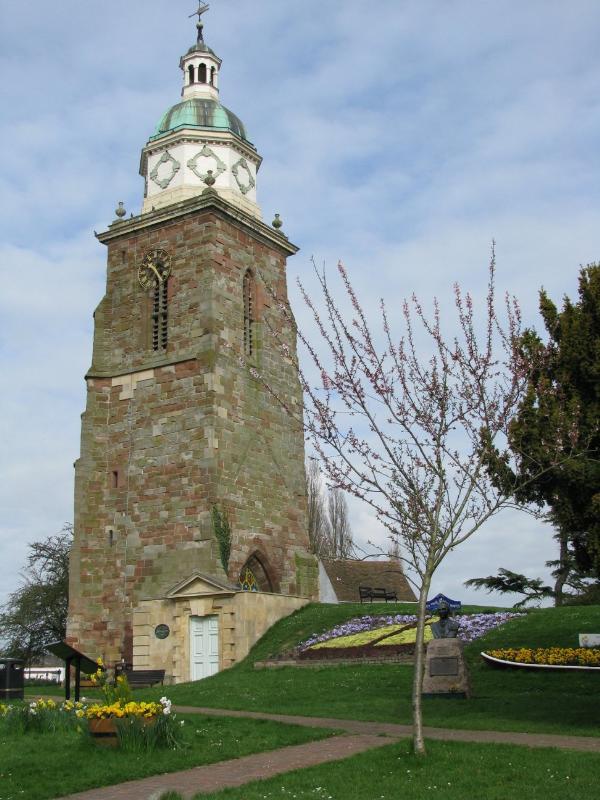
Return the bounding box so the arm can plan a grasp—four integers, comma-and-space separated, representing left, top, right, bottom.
1, 0, 598, 609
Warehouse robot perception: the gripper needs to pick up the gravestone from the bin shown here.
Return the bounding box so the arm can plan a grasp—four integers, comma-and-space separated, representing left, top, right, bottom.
422, 638, 471, 698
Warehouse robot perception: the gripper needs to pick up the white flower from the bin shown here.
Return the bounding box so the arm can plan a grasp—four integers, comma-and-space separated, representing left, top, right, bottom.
163, 707, 171, 715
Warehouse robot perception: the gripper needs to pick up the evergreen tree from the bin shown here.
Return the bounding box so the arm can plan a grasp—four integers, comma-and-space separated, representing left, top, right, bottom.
486, 265, 600, 591
510, 264, 600, 588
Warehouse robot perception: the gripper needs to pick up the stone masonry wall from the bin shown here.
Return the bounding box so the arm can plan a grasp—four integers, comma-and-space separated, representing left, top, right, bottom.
67, 202, 317, 665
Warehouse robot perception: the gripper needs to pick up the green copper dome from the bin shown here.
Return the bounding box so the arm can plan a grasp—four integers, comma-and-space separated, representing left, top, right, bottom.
186, 41, 217, 58
151, 98, 248, 142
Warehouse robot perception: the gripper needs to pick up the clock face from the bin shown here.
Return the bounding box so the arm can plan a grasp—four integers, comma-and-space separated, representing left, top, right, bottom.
138, 248, 172, 290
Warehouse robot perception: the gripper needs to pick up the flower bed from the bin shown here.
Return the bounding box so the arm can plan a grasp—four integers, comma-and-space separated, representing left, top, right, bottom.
483, 647, 600, 668
1, 659, 184, 751
84, 700, 164, 720
298, 611, 522, 657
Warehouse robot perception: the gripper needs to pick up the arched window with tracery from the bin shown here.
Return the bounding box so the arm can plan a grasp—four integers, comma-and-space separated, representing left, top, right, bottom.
243, 269, 254, 356
238, 553, 274, 593
198, 63, 207, 83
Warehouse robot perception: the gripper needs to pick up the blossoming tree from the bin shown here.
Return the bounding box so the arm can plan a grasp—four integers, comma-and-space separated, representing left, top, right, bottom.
258, 251, 561, 755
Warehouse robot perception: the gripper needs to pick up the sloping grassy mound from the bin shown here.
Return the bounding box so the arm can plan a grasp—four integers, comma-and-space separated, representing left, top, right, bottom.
142, 603, 600, 736
464, 605, 599, 652
231, 602, 598, 665
219, 602, 510, 666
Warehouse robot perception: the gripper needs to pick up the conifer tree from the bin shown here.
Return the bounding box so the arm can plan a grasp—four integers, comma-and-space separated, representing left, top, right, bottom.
486, 265, 600, 596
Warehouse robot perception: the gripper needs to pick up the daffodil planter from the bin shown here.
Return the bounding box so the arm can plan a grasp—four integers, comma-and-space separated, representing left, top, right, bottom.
87, 717, 119, 747
88, 714, 157, 747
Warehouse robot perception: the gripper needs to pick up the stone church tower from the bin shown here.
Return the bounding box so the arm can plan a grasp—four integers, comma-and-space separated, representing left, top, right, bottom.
67, 9, 317, 671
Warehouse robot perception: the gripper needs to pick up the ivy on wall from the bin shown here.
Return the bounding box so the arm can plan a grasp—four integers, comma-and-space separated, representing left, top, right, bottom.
211, 506, 232, 574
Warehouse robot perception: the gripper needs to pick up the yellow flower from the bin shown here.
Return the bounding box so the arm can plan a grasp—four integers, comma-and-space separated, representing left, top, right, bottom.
486, 647, 600, 667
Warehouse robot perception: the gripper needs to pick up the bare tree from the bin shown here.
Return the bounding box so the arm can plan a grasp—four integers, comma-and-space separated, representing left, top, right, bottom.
387, 537, 402, 562
306, 458, 331, 557
306, 459, 355, 558
327, 488, 355, 558
0, 526, 72, 665
255, 251, 564, 755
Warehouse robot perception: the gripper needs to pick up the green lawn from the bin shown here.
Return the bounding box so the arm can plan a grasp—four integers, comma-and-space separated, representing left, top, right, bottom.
10, 603, 600, 799
0, 713, 334, 800
141, 603, 600, 736
189, 739, 600, 800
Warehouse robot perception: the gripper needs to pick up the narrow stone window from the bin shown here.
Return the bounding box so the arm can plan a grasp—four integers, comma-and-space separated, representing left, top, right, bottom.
111, 470, 119, 489
188, 64, 195, 84
210, 66, 216, 86
152, 279, 169, 351
198, 63, 207, 83
243, 270, 254, 356
109, 529, 114, 547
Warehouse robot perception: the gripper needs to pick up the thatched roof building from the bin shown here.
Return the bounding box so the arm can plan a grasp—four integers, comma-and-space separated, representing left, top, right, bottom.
319, 558, 416, 603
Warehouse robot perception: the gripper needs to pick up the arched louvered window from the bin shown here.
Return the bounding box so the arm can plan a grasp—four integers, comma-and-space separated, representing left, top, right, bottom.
198, 63, 207, 83
188, 64, 195, 84
243, 270, 254, 356
152, 279, 169, 352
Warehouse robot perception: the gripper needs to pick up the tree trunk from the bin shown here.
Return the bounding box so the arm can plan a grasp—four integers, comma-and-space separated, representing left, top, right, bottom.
411, 570, 432, 756
554, 532, 569, 607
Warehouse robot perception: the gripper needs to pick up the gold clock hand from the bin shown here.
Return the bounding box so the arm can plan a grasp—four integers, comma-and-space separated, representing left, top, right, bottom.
148, 262, 163, 283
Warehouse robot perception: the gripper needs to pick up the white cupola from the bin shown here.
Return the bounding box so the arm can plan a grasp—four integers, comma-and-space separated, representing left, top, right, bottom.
139, 4, 262, 218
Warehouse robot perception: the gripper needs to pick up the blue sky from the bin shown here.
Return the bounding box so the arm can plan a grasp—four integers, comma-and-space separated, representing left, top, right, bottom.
1, 0, 599, 608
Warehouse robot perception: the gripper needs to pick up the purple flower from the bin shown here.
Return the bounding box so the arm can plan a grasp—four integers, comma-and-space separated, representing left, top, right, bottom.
298, 612, 523, 651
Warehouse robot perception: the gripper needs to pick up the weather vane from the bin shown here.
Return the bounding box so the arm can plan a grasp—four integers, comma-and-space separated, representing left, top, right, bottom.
189, 2, 211, 43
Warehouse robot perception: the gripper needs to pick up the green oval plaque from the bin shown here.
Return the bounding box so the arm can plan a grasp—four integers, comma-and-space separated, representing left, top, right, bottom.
154, 624, 170, 640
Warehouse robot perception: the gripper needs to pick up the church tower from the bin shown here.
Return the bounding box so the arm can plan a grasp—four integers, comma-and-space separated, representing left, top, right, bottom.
67, 7, 317, 673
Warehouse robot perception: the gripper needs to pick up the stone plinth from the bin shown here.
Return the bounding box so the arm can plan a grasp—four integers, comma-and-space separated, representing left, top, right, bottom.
422, 638, 470, 698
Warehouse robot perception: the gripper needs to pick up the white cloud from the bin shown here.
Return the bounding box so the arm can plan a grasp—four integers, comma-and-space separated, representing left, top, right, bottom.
1, 0, 598, 607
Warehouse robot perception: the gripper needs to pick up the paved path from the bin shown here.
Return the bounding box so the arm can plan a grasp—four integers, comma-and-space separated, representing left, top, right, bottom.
56, 705, 600, 800
177, 705, 600, 753
59, 733, 396, 800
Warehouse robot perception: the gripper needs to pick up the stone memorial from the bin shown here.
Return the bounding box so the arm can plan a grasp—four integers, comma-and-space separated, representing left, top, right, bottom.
431, 600, 459, 639
422, 600, 470, 698
422, 638, 471, 698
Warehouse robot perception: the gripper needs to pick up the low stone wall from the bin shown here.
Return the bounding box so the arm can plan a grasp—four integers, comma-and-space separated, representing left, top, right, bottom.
298, 643, 415, 661
132, 590, 308, 684
255, 653, 414, 669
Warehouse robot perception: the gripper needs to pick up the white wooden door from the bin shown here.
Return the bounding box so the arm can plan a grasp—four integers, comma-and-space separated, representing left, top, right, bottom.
190, 615, 219, 681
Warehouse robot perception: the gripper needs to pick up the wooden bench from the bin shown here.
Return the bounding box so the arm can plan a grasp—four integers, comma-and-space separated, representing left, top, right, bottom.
359, 586, 398, 603
121, 669, 165, 688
